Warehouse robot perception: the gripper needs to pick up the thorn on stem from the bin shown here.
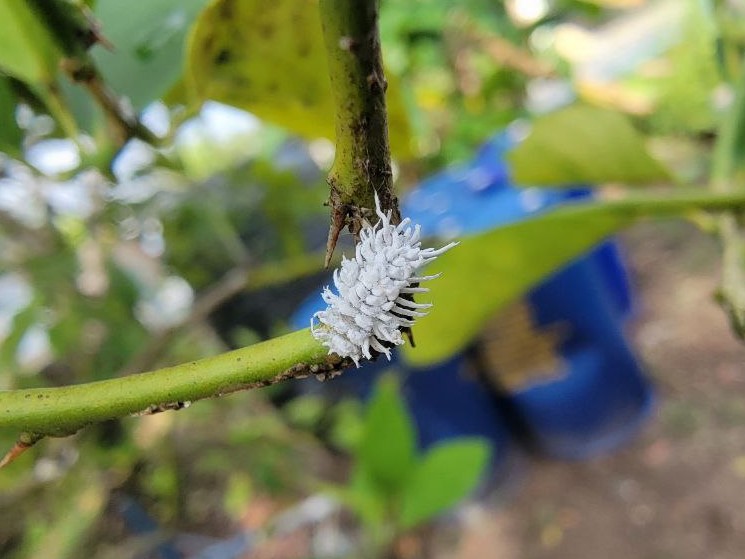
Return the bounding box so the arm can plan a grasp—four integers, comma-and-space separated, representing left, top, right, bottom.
325, 206, 347, 268
404, 326, 415, 347
0, 435, 42, 469
82, 7, 114, 50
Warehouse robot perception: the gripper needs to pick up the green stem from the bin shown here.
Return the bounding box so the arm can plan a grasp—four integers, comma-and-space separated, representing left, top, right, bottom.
592, 190, 745, 217
711, 60, 745, 189
0, 329, 343, 437
38, 82, 80, 141
710, 58, 745, 336
318, 0, 398, 264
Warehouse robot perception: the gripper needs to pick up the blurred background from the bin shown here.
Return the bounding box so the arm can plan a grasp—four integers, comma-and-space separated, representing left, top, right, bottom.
2, 0, 745, 557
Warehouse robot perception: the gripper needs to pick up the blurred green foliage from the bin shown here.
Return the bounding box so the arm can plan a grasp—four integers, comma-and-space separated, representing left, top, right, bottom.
326, 376, 489, 553
0, 0, 740, 557
508, 104, 670, 185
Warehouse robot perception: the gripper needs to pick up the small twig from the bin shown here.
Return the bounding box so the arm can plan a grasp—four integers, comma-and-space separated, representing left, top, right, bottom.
73, 70, 160, 146
714, 215, 745, 336
710, 57, 745, 338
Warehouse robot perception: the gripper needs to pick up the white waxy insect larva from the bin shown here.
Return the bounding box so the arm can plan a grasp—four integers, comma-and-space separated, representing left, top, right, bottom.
311, 193, 457, 366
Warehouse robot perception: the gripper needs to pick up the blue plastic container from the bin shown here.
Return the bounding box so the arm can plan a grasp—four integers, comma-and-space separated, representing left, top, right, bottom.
510, 253, 652, 457
401, 129, 653, 459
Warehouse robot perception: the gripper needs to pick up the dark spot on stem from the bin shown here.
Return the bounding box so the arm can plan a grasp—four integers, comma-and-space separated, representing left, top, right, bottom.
215, 49, 231, 65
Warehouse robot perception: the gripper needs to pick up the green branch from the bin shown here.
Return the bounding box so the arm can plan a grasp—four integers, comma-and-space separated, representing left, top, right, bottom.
0, 329, 344, 438
594, 190, 745, 217
318, 0, 398, 265
711, 58, 745, 337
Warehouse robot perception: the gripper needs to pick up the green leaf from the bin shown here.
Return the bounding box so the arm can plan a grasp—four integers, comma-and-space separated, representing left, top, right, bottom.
403, 200, 634, 366
92, 0, 209, 109
0, 303, 38, 370
185, 0, 412, 157
358, 375, 417, 495
0, 0, 60, 85
0, 77, 22, 156
507, 105, 670, 185
399, 438, 489, 529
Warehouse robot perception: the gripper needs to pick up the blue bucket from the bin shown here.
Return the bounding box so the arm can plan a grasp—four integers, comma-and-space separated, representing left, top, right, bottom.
401, 129, 654, 459
504, 251, 653, 458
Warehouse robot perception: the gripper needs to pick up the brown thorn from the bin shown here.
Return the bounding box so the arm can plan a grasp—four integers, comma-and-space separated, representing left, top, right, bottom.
82, 6, 115, 51
324, 206, 347, 268
405, 327, 415, 347
0, 436, 41, 469
91, 29, 115, 51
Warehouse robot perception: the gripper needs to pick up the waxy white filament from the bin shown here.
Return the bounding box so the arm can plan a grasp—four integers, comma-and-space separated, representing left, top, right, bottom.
311, 194, 456, 366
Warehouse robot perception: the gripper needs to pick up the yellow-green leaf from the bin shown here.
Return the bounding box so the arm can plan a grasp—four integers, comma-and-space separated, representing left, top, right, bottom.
507, 105, 670, 185
186, 0, 412, 157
